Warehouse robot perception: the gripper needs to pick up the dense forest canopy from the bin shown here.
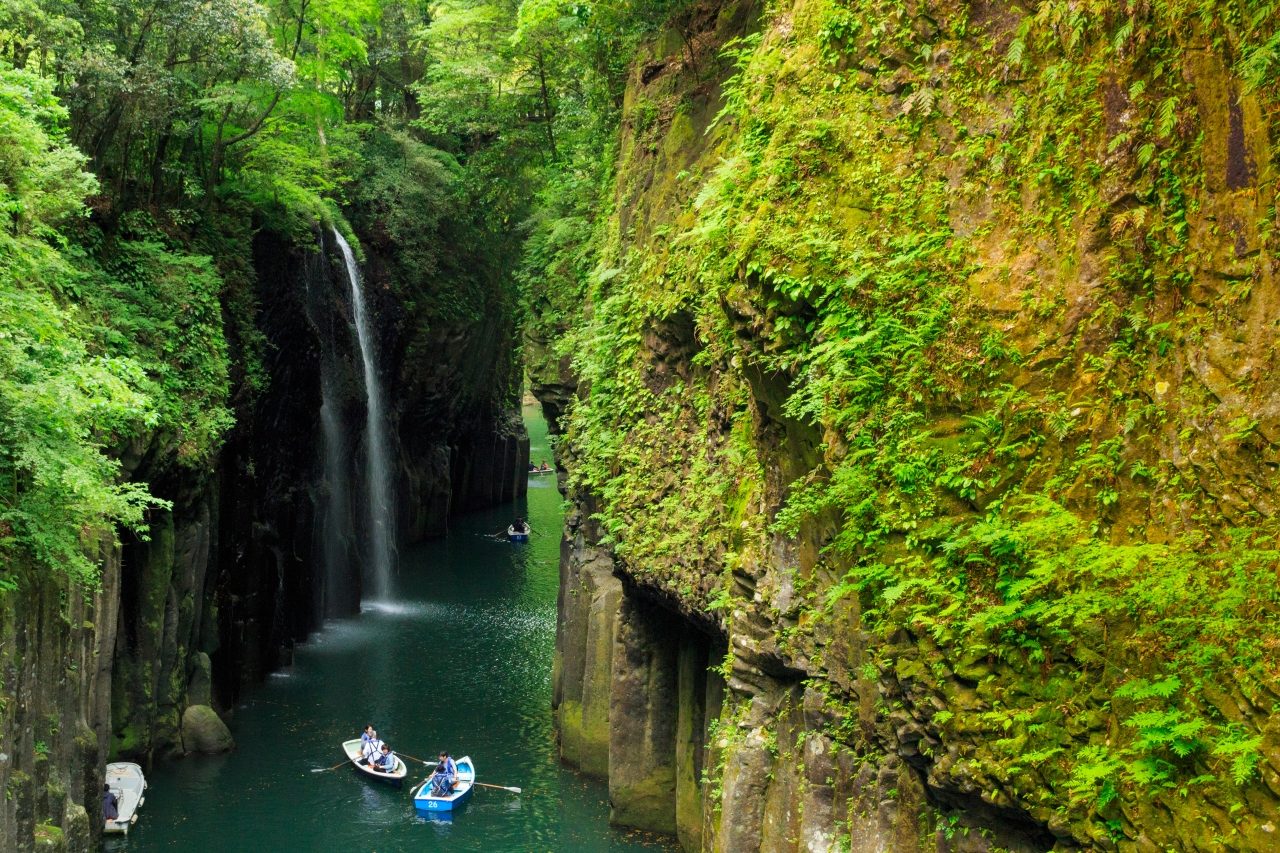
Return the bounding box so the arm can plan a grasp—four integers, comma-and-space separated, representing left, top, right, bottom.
0, 0, 685, 586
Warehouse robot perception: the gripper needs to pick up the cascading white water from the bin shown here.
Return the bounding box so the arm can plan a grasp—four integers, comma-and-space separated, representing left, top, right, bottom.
318, 368, 351, 614
332, 228, 394, 600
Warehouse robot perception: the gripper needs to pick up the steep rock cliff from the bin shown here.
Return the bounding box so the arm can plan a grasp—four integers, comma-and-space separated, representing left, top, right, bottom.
0, 546, 119, 853
2, 213, 528, 853
538, 0, 1280, 850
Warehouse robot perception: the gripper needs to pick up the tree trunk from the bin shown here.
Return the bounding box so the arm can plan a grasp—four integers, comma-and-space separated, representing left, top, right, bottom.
536, 48, 557, 162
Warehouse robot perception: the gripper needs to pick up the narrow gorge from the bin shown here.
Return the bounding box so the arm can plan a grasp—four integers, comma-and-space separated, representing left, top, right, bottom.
2, 216, 528, 846
4, 0, 1280, 851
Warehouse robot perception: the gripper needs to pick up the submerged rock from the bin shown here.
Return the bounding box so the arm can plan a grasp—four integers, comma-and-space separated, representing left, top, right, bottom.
181, 706, 234, 754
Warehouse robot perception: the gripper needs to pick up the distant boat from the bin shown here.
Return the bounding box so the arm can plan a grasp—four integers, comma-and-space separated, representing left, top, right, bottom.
413, 756, 476, 813
507, 525, 529, 542
103, 762, 146, 834
342, 739, 407, 788
528, 467, 554, 475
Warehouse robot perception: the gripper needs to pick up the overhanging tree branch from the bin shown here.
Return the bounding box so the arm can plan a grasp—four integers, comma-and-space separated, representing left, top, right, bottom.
222, 91, 283, 148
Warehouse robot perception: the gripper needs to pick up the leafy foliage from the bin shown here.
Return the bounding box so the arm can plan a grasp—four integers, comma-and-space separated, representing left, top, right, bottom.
0, 68, 164, 587
531, 0, 1280, 843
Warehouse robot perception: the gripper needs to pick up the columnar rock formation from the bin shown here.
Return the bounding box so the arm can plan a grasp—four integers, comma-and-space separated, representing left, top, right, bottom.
0, 548, 118, 852
536, 0, 1280, 850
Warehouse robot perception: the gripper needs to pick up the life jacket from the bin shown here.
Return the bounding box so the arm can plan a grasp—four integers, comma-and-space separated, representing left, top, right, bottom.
363, 738, 383, 760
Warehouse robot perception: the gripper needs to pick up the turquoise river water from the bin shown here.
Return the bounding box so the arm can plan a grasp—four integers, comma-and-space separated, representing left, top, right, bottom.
108, 406, 674, 853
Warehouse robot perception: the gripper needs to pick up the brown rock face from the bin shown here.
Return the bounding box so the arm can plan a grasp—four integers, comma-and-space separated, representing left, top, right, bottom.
609, 595, 681, 834
535, 0, 1280, 849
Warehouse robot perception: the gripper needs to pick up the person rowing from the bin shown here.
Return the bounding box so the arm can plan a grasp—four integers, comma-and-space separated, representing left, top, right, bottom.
429, 751, 457, 796
511, 516, 529, 535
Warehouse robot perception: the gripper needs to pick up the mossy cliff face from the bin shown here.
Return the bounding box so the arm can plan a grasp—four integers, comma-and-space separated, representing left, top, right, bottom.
0, 546, 119, 853
540, 0, 1280, 850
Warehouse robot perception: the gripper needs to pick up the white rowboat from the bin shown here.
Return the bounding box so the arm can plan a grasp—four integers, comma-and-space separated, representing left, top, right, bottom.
342, 739, 408, 787
103, 762, 146, 834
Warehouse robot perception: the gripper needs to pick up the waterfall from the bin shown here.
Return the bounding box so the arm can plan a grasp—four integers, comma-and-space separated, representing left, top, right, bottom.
318, 368, 351, 615
332, 228, 394, 600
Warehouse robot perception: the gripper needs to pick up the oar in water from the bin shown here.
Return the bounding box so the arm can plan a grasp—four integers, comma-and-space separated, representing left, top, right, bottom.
311, 758, 350, 773
473, 781, 522, 794
397, 753, 437, 767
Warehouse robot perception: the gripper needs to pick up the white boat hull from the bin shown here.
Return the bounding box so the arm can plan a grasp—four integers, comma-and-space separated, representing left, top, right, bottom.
342, 739, 408, 787
103, 762, 146, 834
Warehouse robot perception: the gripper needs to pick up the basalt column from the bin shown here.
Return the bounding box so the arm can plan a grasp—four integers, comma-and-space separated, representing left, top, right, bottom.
553, 503, 727, 848
212, 231, 336, 709
609, 595, 681, 834
554, 511, 622, 776
0, 543, 121, 853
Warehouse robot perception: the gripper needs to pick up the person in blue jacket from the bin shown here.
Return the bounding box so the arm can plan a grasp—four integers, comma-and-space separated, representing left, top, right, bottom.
370, 743, 397, 773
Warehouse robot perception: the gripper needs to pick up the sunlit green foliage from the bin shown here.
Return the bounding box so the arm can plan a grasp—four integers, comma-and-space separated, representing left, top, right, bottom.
0, 68, 162, 587
536, 0, 1280, 837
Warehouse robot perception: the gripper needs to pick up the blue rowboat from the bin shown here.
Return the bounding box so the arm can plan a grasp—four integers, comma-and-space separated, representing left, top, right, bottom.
413, 756, 475, 813
342, 739, 407, 788
507, 526, 529, 542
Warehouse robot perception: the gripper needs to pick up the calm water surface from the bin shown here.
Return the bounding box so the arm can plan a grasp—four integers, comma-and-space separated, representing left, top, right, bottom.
111, 406, 673, 853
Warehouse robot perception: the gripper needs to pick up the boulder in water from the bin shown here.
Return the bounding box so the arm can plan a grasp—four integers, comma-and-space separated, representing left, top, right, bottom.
182, 705, 234, 754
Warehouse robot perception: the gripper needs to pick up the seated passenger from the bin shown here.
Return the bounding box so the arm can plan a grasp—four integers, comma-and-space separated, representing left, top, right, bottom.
429, 765, 453, 796
512, 517, 529, 535
370, 743, 397, 773
360, 728, 381, 761
102, 783, 119, 823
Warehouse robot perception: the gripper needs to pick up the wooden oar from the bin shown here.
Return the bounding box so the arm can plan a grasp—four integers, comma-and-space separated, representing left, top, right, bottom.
473, 781, 522, 794
397, 752, 437, 767
311, 757, 350, 773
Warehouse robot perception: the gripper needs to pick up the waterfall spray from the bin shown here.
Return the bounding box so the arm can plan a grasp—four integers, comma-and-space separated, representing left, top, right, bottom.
332, 228, 394, 600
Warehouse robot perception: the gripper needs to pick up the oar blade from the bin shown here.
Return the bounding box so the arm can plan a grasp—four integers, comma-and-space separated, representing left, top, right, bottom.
506, 786, 522, 793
